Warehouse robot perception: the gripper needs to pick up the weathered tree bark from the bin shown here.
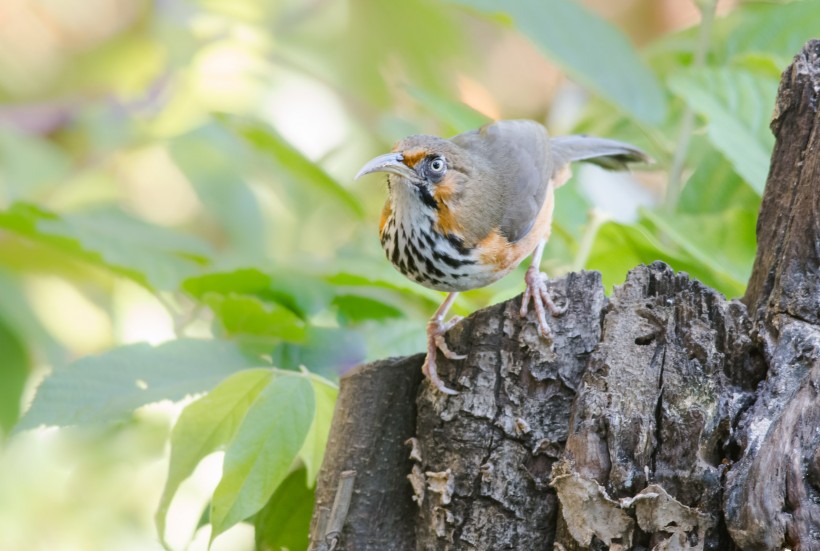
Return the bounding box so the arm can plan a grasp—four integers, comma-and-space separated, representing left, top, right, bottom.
309, 355, 423, 550
724, 39, 820, 550
308, 41, 820, 551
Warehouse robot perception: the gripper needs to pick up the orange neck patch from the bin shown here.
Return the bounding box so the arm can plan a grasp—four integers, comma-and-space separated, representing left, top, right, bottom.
476, 228, 512, 269
378, 201, 392, 236
430, 175, 462, 237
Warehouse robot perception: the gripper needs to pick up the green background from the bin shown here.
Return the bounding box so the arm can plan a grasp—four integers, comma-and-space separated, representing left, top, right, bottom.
0, 0, 815, 549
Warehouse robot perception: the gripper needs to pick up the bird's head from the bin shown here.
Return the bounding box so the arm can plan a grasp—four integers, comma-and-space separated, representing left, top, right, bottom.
355, 135, 468, 211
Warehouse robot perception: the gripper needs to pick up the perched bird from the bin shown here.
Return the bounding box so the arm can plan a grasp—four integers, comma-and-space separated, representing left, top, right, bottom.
356, 120, 648, 394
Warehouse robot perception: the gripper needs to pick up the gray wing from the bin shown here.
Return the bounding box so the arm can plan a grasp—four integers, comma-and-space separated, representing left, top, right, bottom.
452, 120, 556, 244
549, 135, 650, 169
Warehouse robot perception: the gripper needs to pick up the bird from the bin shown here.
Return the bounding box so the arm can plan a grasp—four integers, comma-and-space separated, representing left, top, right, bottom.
356, 120, 648, 395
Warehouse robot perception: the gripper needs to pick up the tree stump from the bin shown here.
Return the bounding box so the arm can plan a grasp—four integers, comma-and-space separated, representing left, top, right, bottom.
308, 40, 820, 551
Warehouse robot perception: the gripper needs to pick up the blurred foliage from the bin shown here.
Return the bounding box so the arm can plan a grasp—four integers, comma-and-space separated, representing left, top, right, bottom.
0, 0, 817, 549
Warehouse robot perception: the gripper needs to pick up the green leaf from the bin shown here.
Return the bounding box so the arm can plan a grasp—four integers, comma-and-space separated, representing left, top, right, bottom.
155, 368, 273, 547
452, 0, 666, 124
588, 206, 754, 299
361, 320, 427, 363
0, 270, 61, 365
340, 0, 465, 108
170, 126, 268, 261
0, 317, 28, 435
333, 294, 404, 324
203, 292, 307, 343
586, 221, 698, 294
237, 121, 364, 218
677, 149, 760, 215
210, 373, 315, 542
328, 253, 443, 307
668, 67, 777, 193
183, 269, 272, 298
298, 375, 338, 484
405, 85, 491, 134
17, 339, 258, 430
0, 203, 210, 290
254, 467, 314, 551
266, 271, 336, 319
719, 1, 820, 69
641, 207, 754, 298
184, 268, 336, 320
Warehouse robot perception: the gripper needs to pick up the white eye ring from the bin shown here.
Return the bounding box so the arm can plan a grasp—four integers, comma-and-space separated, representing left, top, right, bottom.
430, 157, 445, 172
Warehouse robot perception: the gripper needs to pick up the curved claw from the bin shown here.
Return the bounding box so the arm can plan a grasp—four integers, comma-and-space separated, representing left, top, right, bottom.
423, 355, 459, 395
435, 334, 467, 360
520, 267, 567, 339
423, 317, 465, 395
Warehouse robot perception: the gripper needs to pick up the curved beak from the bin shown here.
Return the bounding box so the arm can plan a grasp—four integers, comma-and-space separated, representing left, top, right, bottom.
355, 152, 417, 180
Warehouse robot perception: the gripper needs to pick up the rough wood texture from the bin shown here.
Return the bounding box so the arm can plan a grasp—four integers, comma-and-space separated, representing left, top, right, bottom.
415, 271, 605, 549
744, 39, 820, 327
308, 355, 424, 551
725, 39, 820, 550
308, 41, 820, 550
554, 262, 761, 551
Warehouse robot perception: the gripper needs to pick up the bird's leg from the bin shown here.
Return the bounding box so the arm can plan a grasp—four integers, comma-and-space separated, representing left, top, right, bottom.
423, 292, 466, 395
520, 240, 567, 340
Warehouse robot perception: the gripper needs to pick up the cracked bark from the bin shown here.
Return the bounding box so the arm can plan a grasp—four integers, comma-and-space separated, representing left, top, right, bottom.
307, 41, 820, 550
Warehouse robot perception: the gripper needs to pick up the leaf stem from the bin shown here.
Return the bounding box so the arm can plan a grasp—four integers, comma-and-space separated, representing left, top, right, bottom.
665, 0, 719, 211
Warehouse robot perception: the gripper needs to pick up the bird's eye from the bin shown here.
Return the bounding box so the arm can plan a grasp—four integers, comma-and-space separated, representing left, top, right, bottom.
429, 157, 446, 173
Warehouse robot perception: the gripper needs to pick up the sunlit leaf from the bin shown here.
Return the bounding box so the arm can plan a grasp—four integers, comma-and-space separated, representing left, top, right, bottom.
265, 270, 336, 320
203, 292, 307, 343
156, 368, 273, 547
183, 268, 272, 298
185, 267, 337, 319
254, 467, 314, 551
718, 0, 820, 69
668, 67, 777, 192
333, 294, 403, 324
328, 254, 443, 307
170, 126, 268, 261
0, 270, 61, 365
405, 85, 491, 134
17, 339, 258, 430
342, 0, 465, 108
587, 221, 700, 294
210, 373, 314, 542
361, 320, 427, 363
641, 207, 754, 297
452, 0, 666, 124
677, 149, 760, 215
237, 121, 364, 218
298, 374, 338, 484
0, 317, 28, 434
0, 203, 210, 290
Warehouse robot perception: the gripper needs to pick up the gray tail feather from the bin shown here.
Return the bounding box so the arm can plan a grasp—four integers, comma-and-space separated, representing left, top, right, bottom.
550, 135, 651, 170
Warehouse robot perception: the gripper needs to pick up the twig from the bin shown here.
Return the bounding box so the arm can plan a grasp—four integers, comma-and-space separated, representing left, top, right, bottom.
313, 470, 357, 551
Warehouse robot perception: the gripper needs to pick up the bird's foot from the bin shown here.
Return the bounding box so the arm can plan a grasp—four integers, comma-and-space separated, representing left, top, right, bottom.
520, 266, 567, 340
422, 316, 465, 395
